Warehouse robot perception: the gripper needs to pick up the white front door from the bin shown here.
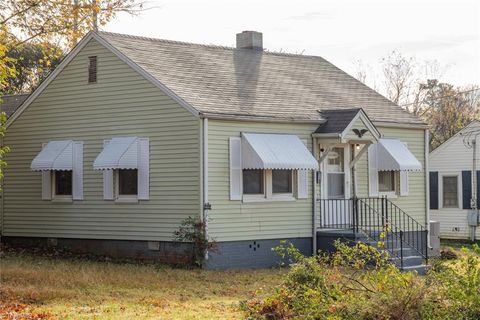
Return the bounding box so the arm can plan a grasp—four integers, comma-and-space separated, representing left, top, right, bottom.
320, 145, 351, 227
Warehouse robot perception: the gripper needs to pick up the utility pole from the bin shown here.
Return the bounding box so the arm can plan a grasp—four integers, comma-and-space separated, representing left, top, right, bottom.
92, 0, 98, 31
473, 136, 479, 241
73, 0, 79, 45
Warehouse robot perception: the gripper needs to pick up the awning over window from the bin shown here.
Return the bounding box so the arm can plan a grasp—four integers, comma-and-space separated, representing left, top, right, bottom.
93, 137, 138, 170
241, 133, 319, 170
31, 140, 73, 171
376, 138, 422, 172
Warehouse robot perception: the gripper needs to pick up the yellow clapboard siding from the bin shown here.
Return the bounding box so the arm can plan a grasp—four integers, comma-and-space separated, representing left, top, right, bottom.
2, 38, 201, 241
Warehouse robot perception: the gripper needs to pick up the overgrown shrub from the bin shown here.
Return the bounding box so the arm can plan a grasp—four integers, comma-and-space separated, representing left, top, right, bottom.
173, 216, 218, 267
242, 241, 480, 320
423, 244, 480, 319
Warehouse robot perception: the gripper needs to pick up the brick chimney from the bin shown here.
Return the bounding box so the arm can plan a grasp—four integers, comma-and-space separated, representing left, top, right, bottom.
236, 31, 263, 50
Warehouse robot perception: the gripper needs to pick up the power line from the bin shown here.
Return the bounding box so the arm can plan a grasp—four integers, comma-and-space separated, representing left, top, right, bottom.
399, 87, 480, 108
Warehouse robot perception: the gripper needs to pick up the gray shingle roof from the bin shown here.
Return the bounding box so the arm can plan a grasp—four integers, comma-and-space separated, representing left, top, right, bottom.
97, 32, 424, 125
315, 108, 361, 134
1, 94, 29, 118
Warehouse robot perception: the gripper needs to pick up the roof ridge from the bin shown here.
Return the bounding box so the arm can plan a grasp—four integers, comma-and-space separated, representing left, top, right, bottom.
96, 30, 329, 59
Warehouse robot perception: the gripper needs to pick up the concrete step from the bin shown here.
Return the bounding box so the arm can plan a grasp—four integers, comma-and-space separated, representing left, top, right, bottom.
401, 264, 430, 275
391, 255, 424, 268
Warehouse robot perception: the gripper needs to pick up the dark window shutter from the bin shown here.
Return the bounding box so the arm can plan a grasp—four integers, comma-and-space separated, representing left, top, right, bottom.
477, 171, 480, 209
462, 171, 472, 209
429, 171, 439, 210
88, 56, 97, 83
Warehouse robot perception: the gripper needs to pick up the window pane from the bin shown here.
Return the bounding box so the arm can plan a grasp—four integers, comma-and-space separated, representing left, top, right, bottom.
328, 173, 344, 198
55, 171, 72, 196
119, 169, 138, 195
379, 171, 395, 192
243, 170, 263, 194
327, 148, 344, 172
272, 170, 292, 193
443, 176, 458, 208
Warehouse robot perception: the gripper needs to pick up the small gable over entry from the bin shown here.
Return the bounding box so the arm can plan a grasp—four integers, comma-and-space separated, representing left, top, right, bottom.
313, 108, 381, 144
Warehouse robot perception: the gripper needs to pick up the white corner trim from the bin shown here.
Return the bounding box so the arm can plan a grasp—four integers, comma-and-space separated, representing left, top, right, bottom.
6, 31, 200, 128
92, 33, 199, 117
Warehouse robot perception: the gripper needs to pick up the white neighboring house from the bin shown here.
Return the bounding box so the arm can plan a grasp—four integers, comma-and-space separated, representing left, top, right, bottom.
429, 121, 480, 240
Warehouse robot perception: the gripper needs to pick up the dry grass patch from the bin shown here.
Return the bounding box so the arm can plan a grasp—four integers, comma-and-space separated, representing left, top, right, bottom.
0, 253, 284, 319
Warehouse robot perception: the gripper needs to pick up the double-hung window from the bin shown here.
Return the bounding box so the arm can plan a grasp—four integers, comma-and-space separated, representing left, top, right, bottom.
93, 137, 150, 202
31, 140, 84, 201
117, 169, 138, 197
442, 175, 458, 208
54, 171, 73, 197
272, 170, 292, 194
379, 171, 397, 193
243, 169, 264, 195
242, 169, 294, 200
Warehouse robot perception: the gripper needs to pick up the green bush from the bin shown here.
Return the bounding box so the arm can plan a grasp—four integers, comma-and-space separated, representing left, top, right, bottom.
423, 244, 480, 319
242, 241, 480, 320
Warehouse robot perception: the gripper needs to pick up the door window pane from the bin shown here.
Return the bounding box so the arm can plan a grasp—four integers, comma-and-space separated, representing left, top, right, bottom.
55, 171, 72, 196
443, 176, 458, 208
327, 148, 344, 172
379, 171, 396, 192
272, 170, 292, 193
243, 169, 263, 194
328, 173, 345, 198
118, 169, 138, 195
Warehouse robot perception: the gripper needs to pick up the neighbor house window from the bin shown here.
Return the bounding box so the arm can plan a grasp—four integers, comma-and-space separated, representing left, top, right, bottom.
54, 171, 72, 196
272, 170, 292, 193
243, 169, 264, 194
443, 176, 458, 208
379, 171, 397, 193
117, 169, 138, 196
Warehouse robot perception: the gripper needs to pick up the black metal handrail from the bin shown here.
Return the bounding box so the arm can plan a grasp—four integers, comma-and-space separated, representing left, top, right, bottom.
354, 198, 404, 266
318, 196, 429, 266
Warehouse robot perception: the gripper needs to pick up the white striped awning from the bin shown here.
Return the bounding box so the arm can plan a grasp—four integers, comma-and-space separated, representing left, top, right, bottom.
31, 140, 74, 171
377, 138, 422, 171
241, 133, 318, 170
93, 137, 138, 170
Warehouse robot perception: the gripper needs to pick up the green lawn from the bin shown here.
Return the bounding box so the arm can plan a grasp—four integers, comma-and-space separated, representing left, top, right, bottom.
0, 253, 284, 319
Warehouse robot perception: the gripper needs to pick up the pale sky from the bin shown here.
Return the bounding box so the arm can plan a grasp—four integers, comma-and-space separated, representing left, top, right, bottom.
106, 0, 480, 87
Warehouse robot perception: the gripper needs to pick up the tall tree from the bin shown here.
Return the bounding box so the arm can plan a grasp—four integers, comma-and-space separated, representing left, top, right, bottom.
0, 0, 145, 185
2, 42, 64, 94
0, 0, 145, 94
352, 51, 480, 149
420, 80, 480, 149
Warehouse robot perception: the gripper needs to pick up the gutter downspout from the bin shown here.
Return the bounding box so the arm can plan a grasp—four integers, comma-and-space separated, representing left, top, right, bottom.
202, 118, 209, 260
312, 137, 318, 255
425, 129, 431, 248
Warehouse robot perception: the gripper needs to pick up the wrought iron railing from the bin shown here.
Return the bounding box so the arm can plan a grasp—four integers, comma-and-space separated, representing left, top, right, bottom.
318, 197, 428, 267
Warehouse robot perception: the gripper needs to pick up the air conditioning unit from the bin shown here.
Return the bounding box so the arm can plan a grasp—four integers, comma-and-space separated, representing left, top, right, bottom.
467, 210, 479, 226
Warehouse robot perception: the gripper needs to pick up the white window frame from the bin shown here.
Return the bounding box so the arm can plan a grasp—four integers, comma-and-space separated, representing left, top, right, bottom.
51, 170, 73, 202
378, 170, 399, 198
114, 169, 139, 203
242, 169, 296, 202
440, 172, 461, 209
